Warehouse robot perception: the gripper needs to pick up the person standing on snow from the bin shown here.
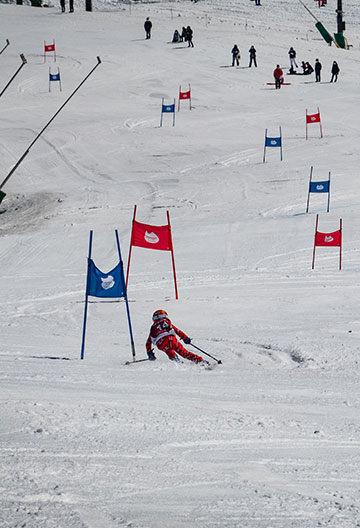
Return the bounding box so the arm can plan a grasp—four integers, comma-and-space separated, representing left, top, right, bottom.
186, 26, 194, 47
315, 58, 322, 82
273, 64, 283, 89
144, 17, 152, 39
249, 45, 257, 67
231, 44, 240, 66
330, 61, 340, 82
146, 310, 209, 366
288, 47, 298, 71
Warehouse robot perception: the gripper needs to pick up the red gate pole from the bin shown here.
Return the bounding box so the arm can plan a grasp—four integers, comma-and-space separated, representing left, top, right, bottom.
126, 204, 137, 289
339, 218, 342, 270
167, 210, 179, 300
306, 109, 308, 140
318, 107, 323, 138
312, 214, 319, 269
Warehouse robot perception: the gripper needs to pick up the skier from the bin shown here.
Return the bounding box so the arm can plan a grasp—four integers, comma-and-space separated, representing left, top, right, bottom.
60, 0, 65, 12
172, 29, 180, 43
249, 45, 257, 67
315, 58, 322, 82
146, 310, 209, 366
144, 17, 152, 39
330, 61, 340, 82
186, 26, 194, 47
273, 64, 283, 89
231, 44, 240, 67
288, 47, 298, 71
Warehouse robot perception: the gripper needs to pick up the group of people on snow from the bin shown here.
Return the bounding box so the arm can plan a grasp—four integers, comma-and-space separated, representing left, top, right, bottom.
273, 46, 340, 88
172, 26, 194, 46
231, 45, 257, 67
144, 19, 340, 86
288, 47, 340, 82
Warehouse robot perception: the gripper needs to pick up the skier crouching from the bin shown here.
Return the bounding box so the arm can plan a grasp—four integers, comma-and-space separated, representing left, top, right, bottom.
146, 310, 209, 366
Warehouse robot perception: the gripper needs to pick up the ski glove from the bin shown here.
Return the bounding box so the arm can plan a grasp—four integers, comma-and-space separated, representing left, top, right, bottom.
184, 337, 191, 344
148, 350, 156, 361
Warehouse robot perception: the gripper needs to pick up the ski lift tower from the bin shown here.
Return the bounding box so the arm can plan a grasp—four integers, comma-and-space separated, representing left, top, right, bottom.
335, 0, 346, 48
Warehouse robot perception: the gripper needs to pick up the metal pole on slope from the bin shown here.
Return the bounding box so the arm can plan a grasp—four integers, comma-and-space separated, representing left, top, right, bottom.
0, 39, 10, 56
0, 56, 101, 205
0, 54, 27, 98
190, 343, 222, 364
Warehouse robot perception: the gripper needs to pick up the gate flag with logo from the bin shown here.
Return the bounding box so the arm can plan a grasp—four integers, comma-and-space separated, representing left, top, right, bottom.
44, 40, 56, 63
80, 230, 136, 361
126, 205, 178, 299
312, 214, 342, 270
306, 107, 323, 140
178, 84, 192, 111
306, 166, 331, 213
263, 127, 283, 162
160, 98, 176, 127
49, 67, 62, 92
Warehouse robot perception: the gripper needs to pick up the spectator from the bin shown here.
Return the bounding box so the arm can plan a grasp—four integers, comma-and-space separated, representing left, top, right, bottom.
273, 64, 283, 89
186, 26, 194, 47
144, 17, 152, 39
315, 58, 322, 82
231, 44, 240, 67
180, 26, 187, 43
288, 47, 298, 70
249, 45, 257, 67
330, 61, 340, 82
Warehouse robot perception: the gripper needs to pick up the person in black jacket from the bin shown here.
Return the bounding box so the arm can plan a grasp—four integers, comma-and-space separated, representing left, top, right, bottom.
249, 45, 257, 67
330, 61, 340, 82
144, 18, 152, 39
186, 26, 194, 47
180, 26, 187, 43
231, 44, 240, 66
315, 58, 322, 82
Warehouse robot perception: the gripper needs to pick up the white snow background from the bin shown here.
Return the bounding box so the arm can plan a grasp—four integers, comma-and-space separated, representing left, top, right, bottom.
1, 0, 360, 526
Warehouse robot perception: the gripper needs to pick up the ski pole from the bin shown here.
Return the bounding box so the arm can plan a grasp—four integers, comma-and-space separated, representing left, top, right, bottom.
190, 343, 222, 364
125, 358, 150, 365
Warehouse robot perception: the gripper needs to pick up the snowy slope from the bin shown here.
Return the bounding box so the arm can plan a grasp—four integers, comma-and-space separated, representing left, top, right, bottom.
1, 1, 360, 527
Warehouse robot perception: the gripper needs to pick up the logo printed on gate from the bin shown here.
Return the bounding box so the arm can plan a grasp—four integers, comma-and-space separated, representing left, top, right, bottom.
316, 185, 324, 190
271, 140, 277, 145
183, 94, 188, 98
324, 236, 334, 243
311, 116, 316, 121
101, 275, 115, 290
145, 231, 159, 244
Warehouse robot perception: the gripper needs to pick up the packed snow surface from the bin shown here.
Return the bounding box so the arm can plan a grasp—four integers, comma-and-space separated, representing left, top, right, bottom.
1, 0, 360, 526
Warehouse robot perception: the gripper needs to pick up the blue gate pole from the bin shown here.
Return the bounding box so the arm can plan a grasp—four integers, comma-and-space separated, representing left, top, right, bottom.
306, 165, 313, 213
279, 126, 283, 161
80, 230, 93, 360
263, 128, 267, 163
115, 230, 136, 362
327, 172, 331, 213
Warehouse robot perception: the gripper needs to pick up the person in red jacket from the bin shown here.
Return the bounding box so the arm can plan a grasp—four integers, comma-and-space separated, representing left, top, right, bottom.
146, 310, 208, 365
273, 65, 283, 89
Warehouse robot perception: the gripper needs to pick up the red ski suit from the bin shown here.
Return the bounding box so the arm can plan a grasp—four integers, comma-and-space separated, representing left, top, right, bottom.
146, 317, 202, 363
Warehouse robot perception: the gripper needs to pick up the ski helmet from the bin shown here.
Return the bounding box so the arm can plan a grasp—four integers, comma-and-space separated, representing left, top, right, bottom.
152, 310, 168, 321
